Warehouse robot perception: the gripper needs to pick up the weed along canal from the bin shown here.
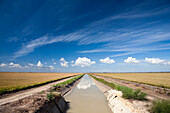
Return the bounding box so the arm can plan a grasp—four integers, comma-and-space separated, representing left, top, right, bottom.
65, 74, 111, 113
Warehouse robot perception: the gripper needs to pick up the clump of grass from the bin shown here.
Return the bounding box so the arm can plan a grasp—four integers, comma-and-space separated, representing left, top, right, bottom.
136, 91, 147, 100
150, 100, 170, 113
115, 85, 134, 99
116, 86, 147, 100
89, 74, 147, 100
47, 92, 55, 100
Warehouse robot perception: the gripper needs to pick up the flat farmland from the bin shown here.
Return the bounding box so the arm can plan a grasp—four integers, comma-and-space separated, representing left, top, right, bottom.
0, 72, 80, 94
94, 73, 170, 88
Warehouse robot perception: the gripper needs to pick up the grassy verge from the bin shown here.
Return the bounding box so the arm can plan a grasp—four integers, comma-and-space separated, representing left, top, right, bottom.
53, 74, 84, 88
0, 75, 78, 95
89, 74, 147, 100
150, 100, 170, 113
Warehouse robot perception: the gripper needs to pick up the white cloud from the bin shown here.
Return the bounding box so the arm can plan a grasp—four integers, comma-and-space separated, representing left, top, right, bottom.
60, 58, 68, 67
49, 65, 54, 70
60, 62, 68, 67
9, 64, 21, 68
70, 60, 75, 66
37, 61, 43, 67
100, 57, 115, 64
13, 64, 21, 68
9, 62, 14, 66
144, 57, 170, 65
124, 57, 140, 64
28, 63, 34, 66
0, 63, 7, 67
60, 58, 65, 62
75, 57, 95, 67
8, 62, 22, 68
53, 62, 56, 64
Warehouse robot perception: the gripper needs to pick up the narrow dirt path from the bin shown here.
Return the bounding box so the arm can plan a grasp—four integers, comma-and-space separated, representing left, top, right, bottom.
0, 76, 76, 106
93, 75, 170, 100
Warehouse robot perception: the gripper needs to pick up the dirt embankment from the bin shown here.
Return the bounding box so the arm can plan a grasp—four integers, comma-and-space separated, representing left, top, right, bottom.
93, 74, 170, 100
90, 76, 151, 113
0, 75, 83, 113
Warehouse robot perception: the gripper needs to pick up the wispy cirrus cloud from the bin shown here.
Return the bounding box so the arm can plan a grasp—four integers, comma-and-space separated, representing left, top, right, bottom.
14, 21, 170, 58
12, 0, 170, 58
13, 33, 83, 58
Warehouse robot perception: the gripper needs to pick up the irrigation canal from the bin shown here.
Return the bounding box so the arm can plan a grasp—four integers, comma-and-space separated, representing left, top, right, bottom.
65, 74, 111, 113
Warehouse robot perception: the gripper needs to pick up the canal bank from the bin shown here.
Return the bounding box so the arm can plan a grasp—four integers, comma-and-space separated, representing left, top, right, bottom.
90, 74, 150, 113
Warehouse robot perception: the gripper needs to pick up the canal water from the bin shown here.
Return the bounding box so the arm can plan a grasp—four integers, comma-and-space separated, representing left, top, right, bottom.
65, 74, 111, 113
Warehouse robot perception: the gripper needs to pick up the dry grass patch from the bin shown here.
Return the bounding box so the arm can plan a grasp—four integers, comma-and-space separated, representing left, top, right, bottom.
94, 73, 170, 88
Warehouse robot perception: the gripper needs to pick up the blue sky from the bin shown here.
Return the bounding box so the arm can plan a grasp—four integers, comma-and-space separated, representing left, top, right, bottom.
0, 0, 170, 72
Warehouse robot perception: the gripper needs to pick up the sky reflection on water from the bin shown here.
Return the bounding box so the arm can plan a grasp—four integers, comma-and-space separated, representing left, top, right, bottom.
77, 74, 95, 89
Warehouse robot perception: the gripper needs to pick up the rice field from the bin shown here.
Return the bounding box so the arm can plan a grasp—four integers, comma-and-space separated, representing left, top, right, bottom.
0, 72, 80, 94
93, 73, 170, 88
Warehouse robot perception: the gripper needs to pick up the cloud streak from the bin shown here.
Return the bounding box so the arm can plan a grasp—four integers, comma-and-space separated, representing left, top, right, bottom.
12, 0, 170, 58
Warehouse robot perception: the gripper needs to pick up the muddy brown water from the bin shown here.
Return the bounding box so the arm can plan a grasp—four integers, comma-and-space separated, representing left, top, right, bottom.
65, 74, 111, 113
